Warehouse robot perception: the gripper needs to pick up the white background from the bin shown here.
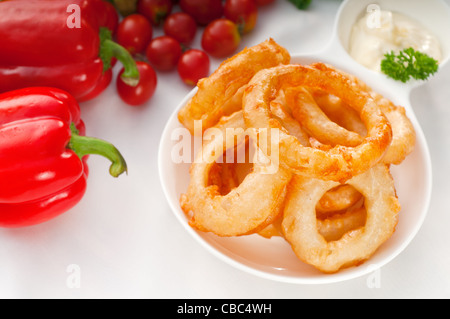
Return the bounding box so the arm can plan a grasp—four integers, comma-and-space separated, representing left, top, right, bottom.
1, 0, 450, 298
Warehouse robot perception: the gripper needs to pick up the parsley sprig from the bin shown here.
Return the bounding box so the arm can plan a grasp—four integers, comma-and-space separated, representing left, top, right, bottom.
380, 47, 439, 83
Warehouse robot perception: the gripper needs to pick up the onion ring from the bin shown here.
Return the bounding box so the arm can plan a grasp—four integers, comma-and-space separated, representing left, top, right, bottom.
317, 206, 367, 242
180, 111, 292, 237
258, 192, 366, 240
310, 63, 416, 165
243, 63, 393, 182
282, 164, 400, 273
258, 215, 283, 239
315, 184, 363, 217
270, 99, 311, 147
370, 93, 416, 165
309, 88, 368, 137
208, 162, 239, 195
178, 39, 291, 135
285, 86, 364, 147
213, 160, 365, 241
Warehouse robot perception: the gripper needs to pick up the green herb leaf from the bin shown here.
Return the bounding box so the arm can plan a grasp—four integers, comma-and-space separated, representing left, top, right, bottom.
380, 47, 439, 83
287, 0, 312, 10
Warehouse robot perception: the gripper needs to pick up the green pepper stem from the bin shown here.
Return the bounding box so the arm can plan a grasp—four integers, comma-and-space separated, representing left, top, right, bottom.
99, 27, 140, 87
68, 124, 128, 178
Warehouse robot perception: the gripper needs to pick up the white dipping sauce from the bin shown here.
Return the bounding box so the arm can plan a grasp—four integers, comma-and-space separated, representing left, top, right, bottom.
349, 10, 442, 72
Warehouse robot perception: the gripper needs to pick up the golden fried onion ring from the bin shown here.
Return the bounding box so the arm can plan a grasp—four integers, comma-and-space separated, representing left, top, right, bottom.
243, 63, 393, 182
270, 99, 311, 147
180, 111, 292, 237
315, 184, 363, 217
309, 88, 368, 137
317, 206, 366, 242
282, 164, 400, 273
371, 93, 416, 165
213, 157, 366, 241
310, 63, 416, 165
208, 162, 240, 195
258, 195, 366, 241
178, 39, 291, 135
285, 86, 364, 147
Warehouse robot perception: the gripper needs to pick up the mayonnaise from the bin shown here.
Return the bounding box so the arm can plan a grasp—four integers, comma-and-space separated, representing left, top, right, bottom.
349, 10, 442, 72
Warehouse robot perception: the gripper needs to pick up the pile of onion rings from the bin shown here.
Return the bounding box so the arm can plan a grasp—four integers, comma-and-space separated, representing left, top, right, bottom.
178, 39, 415, 273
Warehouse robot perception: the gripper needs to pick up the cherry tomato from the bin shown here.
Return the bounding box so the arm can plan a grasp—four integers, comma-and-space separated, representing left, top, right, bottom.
201, 19, 241, 58
163, 12, 197, 46
117, 14, 153, 55
137, 0, 173, 26
179, 0, 223, 26
177, 49, 210, 86
146, 36, 182, 71
117, 61, 158, 106
224, 0, 258, 34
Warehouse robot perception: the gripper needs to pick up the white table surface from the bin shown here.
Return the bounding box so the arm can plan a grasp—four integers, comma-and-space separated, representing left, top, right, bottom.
1, 0, 450, 299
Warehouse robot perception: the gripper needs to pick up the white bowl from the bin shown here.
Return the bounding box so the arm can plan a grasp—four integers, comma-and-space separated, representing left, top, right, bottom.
157, 0, 446, 284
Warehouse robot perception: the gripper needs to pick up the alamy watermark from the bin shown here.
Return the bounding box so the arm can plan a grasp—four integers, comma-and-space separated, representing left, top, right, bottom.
66, 264, 81, 289
66, 4, 81, 29
170, 120, 282, 174
366, 264, 382, 289
366, 4, 382, 29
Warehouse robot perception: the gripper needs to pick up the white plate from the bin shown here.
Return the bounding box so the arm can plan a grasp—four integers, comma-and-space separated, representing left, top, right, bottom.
158, 0, 450, 284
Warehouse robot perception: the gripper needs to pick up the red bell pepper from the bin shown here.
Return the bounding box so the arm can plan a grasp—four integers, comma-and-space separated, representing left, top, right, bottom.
0, 0, 138, 102
0, 87, 128, 228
